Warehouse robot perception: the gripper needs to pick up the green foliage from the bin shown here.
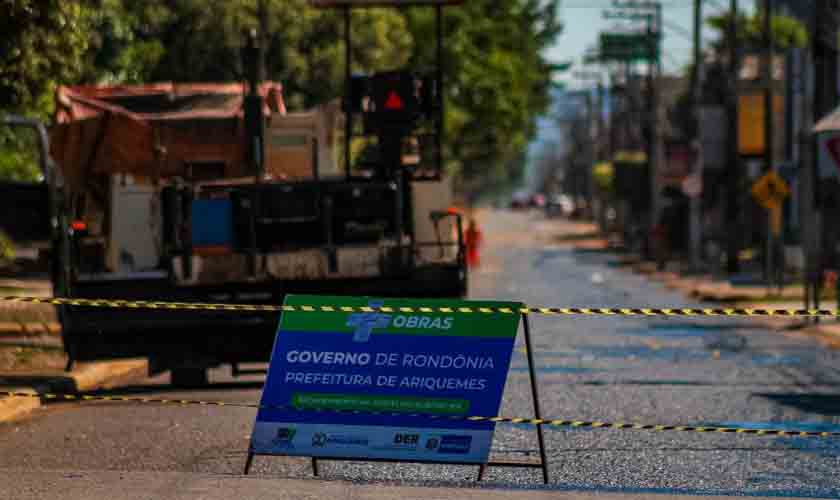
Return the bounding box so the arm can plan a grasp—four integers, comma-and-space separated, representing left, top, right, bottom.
592, 162, 614, 195
78, 0, 168, 83
404, 1, 562, 190
0, 230, 13, 262
0, 126, 41, 182
1, 0, 561, 191
0, 0, 94, 118
0, 1, 71, 181
706, 11, 809, 52
668, 10, 809, 140
259, 2, 412, 109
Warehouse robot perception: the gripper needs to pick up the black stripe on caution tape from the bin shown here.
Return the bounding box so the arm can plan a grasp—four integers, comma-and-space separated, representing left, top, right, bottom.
2, 296, 838, 317
3, 391, 839, 438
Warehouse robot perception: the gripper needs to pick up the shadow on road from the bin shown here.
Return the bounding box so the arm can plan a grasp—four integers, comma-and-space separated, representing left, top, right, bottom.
755, 393, 840, 418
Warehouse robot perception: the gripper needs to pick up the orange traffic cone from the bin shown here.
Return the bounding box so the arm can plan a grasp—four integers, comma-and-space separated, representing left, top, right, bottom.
465, 218, 482, 268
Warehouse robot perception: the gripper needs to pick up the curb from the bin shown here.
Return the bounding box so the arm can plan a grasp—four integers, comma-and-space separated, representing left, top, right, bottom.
0, 322, 61, 336
812, 324, 840, 347
71, 359, 149, 392
0, 387, 40, 424
0, 359, 148, 425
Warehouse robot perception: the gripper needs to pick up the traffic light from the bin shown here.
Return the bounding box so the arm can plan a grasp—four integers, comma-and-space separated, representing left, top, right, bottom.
371, 71, 418, 123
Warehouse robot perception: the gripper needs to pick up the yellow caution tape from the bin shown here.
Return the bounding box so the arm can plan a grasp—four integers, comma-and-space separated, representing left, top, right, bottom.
2, 391, 838, 438
1, 296, 837, 317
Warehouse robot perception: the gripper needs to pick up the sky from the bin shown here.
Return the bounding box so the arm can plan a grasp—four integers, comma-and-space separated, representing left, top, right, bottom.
524, 0, 760, 191
548, 0, 759, 89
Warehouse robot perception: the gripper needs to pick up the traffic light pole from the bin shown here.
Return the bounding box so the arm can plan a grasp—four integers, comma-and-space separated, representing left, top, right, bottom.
344, 7, 352, 179
762, 0, 776, 288
810, 0, 839, 321
689, 0, 703, 273
242, 30, 265, 279
648, 3, 662, 259
726, 0, 741, 274
436, 4, 444, 179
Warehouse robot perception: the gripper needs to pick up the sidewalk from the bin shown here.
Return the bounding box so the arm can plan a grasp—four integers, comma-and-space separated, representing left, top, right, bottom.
628, 264, 840, 347
0, 280, 148, 424
553, 218, 840, 348
729, 299, 840, 350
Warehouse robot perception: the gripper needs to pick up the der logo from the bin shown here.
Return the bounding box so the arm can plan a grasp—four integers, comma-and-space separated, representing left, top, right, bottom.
393, 433, 419, 445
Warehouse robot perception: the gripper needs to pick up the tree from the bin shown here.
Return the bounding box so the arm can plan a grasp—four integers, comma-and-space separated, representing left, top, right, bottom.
0, 1, 99, 181
0, 0, 94, 118
84, 1, 412, 109
404, 0, 562, 192
669, 10, 808, 140
77, 0, 169, 84
706, 10, 808, 54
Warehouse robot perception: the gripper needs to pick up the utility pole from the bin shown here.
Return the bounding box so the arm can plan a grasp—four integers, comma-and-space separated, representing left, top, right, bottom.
575, 70, 604, 219
761, 0, 776, 286
689, 0, 704, 272
597, 79, 605, 163
257, 0, 269, 81
605, 0, 661, 255
799, 34, 815, 317
648, 2, 662, 259
242, 30, 265, 278
725, 0, 741, 274
811, 0, 839, 319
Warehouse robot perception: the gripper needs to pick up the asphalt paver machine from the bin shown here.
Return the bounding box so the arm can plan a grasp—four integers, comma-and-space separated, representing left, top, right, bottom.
49, 0, 466, 385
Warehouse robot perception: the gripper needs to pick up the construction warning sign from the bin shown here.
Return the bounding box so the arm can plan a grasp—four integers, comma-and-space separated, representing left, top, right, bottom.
751, 171, 790, 210
249, 295, 521, 464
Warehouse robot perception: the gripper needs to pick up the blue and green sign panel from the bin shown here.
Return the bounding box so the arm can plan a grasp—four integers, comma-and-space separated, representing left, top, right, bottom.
250, 295, 522, 463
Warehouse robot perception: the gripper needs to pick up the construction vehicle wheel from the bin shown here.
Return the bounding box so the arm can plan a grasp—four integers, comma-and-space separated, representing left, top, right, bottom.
171, 367, 209, 388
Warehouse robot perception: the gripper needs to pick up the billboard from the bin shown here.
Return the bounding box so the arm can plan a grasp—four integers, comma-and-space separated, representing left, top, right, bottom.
738, 92, 785, 156
250, 295, 521, 464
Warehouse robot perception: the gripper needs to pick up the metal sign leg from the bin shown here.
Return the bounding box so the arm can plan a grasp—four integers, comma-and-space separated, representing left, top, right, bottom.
312, 457, 320, 477
243, 451, 255, 475
522, 313, 550, 484
478, 313, 550, 484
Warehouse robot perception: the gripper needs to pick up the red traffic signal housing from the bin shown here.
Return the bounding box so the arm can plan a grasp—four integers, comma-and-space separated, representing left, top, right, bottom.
384, 90, 405, 110
372, 72, 417, 119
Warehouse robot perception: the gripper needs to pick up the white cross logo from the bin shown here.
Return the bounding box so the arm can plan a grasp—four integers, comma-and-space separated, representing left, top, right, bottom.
346, 301, 391, 343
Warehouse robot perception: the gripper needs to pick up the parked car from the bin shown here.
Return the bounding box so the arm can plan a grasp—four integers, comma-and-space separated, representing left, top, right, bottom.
530, 193, 546, 208
510, 191, 530, 209
545, 194, 573, 217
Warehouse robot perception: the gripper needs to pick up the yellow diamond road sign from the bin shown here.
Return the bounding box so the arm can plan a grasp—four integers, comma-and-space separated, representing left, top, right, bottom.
751, 171, 790, 210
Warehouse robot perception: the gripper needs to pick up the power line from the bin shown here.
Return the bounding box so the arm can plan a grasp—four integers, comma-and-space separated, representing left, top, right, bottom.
662, 19, 694, 40
703, 0, 729, 13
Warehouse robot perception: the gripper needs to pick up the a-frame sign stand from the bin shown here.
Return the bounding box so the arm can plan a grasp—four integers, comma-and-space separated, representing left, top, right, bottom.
243, 312, 549, 484
243, 0, 548, 484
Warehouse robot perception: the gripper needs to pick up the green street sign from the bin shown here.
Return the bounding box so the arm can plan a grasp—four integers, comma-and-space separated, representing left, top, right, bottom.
548, 61, 574, 72
599, 32, 659, 63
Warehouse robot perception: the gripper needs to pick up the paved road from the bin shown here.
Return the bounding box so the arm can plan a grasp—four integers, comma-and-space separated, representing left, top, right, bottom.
2, 210, 840, 498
